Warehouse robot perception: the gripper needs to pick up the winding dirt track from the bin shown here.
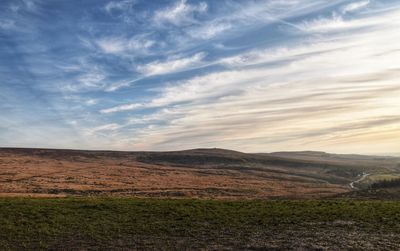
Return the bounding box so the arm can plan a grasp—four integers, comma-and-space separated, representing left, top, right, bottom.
349, 173, 370, 189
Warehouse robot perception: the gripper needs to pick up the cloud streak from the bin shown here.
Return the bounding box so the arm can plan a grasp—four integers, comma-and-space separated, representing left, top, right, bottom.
153, 0, 207, 26
137, 52, 207, 76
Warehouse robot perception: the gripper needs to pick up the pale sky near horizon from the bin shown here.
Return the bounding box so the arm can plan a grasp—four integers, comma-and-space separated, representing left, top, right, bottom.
0, 0, 399, 154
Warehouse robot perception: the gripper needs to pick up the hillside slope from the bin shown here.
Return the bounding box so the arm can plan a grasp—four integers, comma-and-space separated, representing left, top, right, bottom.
0, 148, 399, 199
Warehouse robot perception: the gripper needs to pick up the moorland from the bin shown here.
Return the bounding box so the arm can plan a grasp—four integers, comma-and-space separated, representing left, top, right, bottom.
1, 148, 400, 250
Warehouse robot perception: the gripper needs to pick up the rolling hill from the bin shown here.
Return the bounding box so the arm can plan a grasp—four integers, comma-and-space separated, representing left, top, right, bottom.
1, 147, 399, 199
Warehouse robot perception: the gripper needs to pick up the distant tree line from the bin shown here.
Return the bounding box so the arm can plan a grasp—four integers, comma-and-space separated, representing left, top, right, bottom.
370, 178, 400, 189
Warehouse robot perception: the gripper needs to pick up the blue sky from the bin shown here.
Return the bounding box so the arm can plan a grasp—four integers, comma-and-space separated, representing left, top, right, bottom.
1, 0, 400, 154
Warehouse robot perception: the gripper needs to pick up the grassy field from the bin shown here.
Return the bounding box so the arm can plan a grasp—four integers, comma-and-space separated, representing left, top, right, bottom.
1, 197, 400, 250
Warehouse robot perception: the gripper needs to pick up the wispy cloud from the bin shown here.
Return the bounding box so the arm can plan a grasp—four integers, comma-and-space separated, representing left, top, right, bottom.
54, 59, 109, 93
188, 22, 231, 39
95, 36, 155, 56
101, 103, 143, 114
297, 13, 358, 33
96, 38, 126, 54
342, 0, 370, 14
297, 3, 400, 34
105, 0, 136, 14
153, 0, 207, 26
88, 123, 121, 134
296, 11, 383, 33
137, 52, 206, 76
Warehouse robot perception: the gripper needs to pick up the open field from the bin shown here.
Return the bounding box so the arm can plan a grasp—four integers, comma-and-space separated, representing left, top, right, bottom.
1, 148, 400, 199
1, 197, 400, 250
2, 148, 400, 250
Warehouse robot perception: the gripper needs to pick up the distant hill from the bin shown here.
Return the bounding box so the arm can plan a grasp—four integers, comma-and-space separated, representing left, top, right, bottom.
137, 148, 400, 185
1, 147, 399, 199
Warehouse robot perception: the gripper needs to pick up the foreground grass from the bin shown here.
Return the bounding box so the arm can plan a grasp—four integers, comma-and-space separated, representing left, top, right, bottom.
1, 198, 400, 250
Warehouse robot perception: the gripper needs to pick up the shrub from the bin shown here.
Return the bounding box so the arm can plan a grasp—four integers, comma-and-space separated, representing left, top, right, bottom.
370, 178, 400, 189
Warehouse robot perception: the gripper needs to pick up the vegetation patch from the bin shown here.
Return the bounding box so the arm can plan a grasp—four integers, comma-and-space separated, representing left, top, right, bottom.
1, 197, 400, 250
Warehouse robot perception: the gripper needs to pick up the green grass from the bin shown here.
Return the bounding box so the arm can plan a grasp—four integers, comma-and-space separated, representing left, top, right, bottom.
364, 174, 400, 183
1, 197, 400, 250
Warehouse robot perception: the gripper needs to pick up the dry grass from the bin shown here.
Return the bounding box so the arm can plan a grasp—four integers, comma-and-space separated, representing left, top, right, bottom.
0, 148, 350, 199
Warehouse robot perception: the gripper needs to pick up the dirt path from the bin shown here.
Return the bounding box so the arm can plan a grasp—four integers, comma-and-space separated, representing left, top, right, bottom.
350, 173, 370, 189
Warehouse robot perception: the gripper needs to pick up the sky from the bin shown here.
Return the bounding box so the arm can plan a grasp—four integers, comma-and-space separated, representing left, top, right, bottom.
0, 0, 399, 154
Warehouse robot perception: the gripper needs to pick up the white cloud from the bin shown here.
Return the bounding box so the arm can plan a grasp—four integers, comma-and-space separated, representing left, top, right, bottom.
188, 22, 231, 39
105, 52, 208, 92
219, 40, 349, 69
342, 0, 370, 14
298, 14, 352, 33
153, 0, 207, 26
100, 103, 143, 114
95, 36, 155, 55
86, 99, 98, 106
57, 64, 82, 73
58, 65, 108, 92
296, 11, 386, 33
96, 38, 125, 54
137, 52, 206, 76
105, 77, 143, 92
85, 123, 123, 137
77, 72, 105, 88
105, 0, 136, 14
